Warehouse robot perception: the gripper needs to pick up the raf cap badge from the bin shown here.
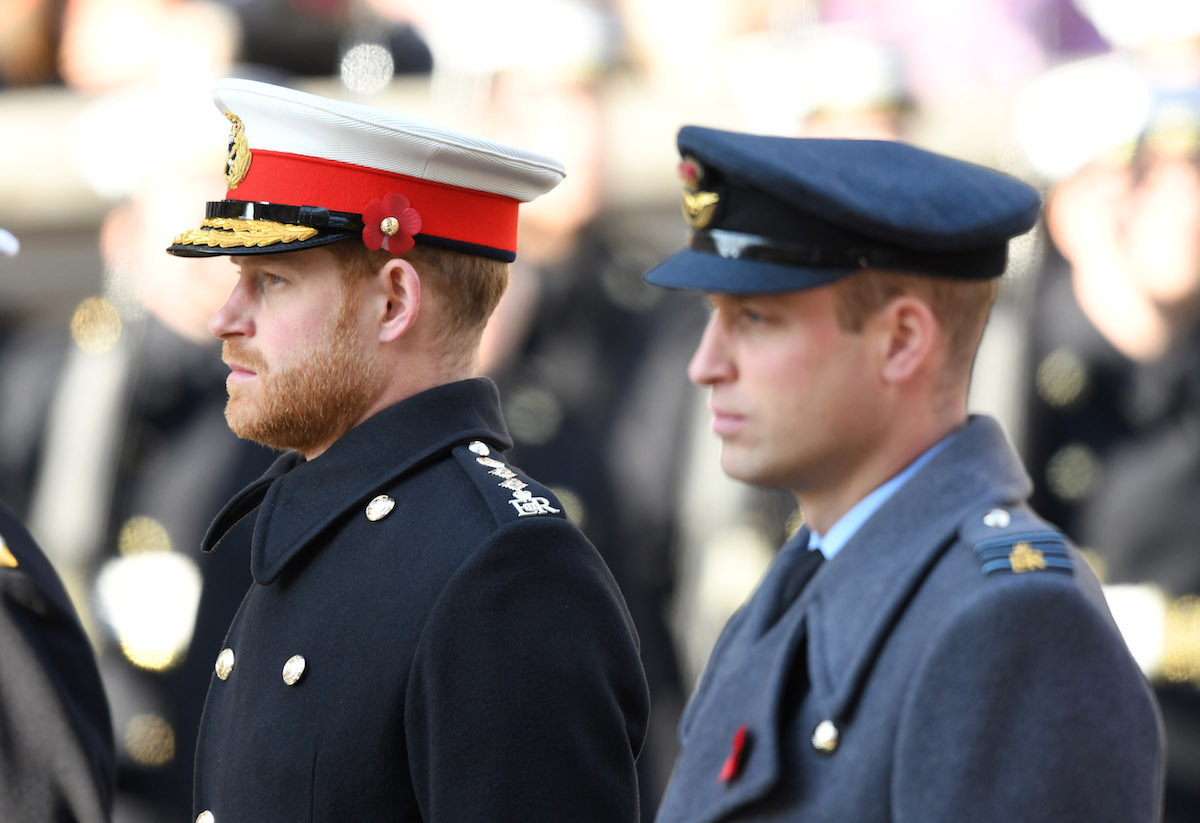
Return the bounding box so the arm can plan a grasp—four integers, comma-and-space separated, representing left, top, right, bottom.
679, 155, 720, 229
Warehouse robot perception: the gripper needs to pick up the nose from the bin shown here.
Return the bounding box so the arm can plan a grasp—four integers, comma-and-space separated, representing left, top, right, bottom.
208, 276, 252, 340
687, 312, 735, 386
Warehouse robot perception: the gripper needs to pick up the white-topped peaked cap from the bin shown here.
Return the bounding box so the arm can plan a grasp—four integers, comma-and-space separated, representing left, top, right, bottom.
168, 78, 566, 262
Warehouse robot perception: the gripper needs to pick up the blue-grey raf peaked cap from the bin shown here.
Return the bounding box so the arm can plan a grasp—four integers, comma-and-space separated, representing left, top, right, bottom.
645, 126, 1042, 293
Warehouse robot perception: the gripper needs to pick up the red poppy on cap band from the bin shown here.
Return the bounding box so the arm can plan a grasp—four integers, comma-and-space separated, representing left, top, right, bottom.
362, 194, 421, 255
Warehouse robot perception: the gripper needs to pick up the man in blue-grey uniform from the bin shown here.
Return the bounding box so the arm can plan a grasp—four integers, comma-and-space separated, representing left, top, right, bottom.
645, 127, 1163, 822
165, 78, 648, 822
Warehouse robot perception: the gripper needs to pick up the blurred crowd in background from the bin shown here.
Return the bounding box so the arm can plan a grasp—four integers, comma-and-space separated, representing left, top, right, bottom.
3, 0, 1200, 820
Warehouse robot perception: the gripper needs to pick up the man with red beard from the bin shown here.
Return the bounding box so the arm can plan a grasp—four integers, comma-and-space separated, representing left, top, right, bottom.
166, 78, 648, 822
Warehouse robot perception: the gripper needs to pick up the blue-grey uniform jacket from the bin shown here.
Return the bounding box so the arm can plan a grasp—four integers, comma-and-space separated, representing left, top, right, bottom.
0, 502, 115, 821
657, 416, 1163, 822
193, 378, 649, 822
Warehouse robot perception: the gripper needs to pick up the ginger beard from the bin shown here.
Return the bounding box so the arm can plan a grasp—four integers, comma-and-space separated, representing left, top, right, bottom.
221, 281, 385, 454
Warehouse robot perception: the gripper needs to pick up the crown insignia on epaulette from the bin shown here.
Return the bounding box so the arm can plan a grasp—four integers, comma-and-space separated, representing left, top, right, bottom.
974, 532, 1073, 576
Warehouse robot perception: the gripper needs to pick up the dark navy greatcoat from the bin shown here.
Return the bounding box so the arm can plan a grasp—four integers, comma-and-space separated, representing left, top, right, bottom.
656, 416, 1163, 822
0, 502, 115, 821
193, 379, 649, 822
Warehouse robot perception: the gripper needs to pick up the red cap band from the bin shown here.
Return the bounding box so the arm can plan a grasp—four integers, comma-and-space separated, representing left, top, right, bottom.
230, 150, 521, 255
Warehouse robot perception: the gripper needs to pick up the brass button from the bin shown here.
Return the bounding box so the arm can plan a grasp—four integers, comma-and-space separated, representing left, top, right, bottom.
983, 508, 1011, 528
196, 811, 214, 823
365, 495, 395, 522
282, 654, 307, 686
811, 719, 839, 754
214, 648, 235, 681
0, 535, 16, 568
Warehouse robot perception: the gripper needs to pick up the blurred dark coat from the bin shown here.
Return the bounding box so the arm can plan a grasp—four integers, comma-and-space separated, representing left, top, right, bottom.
194, 378, 649, 822
0, 315, 275, 820
0, 501, 115, 822
656, 416, 1162, 822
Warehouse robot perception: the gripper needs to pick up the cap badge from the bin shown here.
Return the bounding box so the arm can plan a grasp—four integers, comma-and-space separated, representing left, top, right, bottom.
224, 111, 251, 190
362, 193, 422, 255
679, 156, 719, 229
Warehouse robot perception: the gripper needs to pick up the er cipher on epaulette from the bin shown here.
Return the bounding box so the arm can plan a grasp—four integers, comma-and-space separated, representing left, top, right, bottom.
461, 441, 562, 521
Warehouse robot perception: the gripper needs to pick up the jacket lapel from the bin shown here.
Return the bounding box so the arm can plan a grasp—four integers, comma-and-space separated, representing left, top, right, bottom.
200, 379, 512, 584
664, 603, 812, 823
804, 416, 1031, 727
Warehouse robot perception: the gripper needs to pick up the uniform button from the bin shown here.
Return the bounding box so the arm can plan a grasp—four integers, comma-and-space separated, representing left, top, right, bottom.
811, 719, 839, 754
282, 654, 307, 686
365, 494, 396, 522
214, 648, 235, 681
196, 811, 214, 823
468, 440, 490, 456
983, 508, 1011, 528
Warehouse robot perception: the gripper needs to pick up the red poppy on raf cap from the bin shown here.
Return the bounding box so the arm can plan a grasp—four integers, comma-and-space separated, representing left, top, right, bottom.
167, 78, 565, 262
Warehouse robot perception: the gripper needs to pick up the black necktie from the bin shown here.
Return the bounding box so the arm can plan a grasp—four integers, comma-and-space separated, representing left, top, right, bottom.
758, 538, 825, 633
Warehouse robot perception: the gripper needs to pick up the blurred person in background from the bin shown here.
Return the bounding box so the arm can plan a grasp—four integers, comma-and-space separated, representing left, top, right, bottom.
1, 7, 284, 817
0, 0, 63, 87
0, 236, 115, 823
467, 4, 703, 811
0, 87, 278, 821
1015, 6, 1200, 817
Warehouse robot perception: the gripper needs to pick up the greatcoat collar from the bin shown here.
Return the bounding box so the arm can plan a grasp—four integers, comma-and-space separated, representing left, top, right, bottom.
201, 378, 512, 584
803, 414, 1032, 727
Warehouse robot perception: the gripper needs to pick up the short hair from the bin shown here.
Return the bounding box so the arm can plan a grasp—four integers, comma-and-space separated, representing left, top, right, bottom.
831, 269, 998, 383
329, 240, 509, 367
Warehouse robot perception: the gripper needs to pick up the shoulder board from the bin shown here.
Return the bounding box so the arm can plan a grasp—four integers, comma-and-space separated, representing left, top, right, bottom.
452, 440, 566, 524
960, 506, 1073, 578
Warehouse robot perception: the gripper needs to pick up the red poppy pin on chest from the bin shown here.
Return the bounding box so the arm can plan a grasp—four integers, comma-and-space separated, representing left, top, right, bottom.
718, 724, 750, 783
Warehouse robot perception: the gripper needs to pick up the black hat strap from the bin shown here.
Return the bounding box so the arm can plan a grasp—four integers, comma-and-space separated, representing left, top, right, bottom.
688, 229, 1008, 279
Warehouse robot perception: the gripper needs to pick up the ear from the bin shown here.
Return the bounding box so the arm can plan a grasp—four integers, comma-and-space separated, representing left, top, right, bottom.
377, 257, 421, 343
874, 295, 938, 384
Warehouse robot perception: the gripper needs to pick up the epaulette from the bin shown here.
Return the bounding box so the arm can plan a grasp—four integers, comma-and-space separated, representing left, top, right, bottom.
961, 506, 1073, 578
453, 440, 565, 524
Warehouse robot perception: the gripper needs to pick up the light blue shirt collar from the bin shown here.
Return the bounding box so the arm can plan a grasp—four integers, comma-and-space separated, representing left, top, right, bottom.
807, 432, 955, 560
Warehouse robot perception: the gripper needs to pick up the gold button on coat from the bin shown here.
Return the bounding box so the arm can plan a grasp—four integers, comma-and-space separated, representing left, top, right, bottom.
282, 654, 307, 686
811, 719, 839, 754
196, 811, 214, 823
214, 648, 235, 681
365, 495, 395, 522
